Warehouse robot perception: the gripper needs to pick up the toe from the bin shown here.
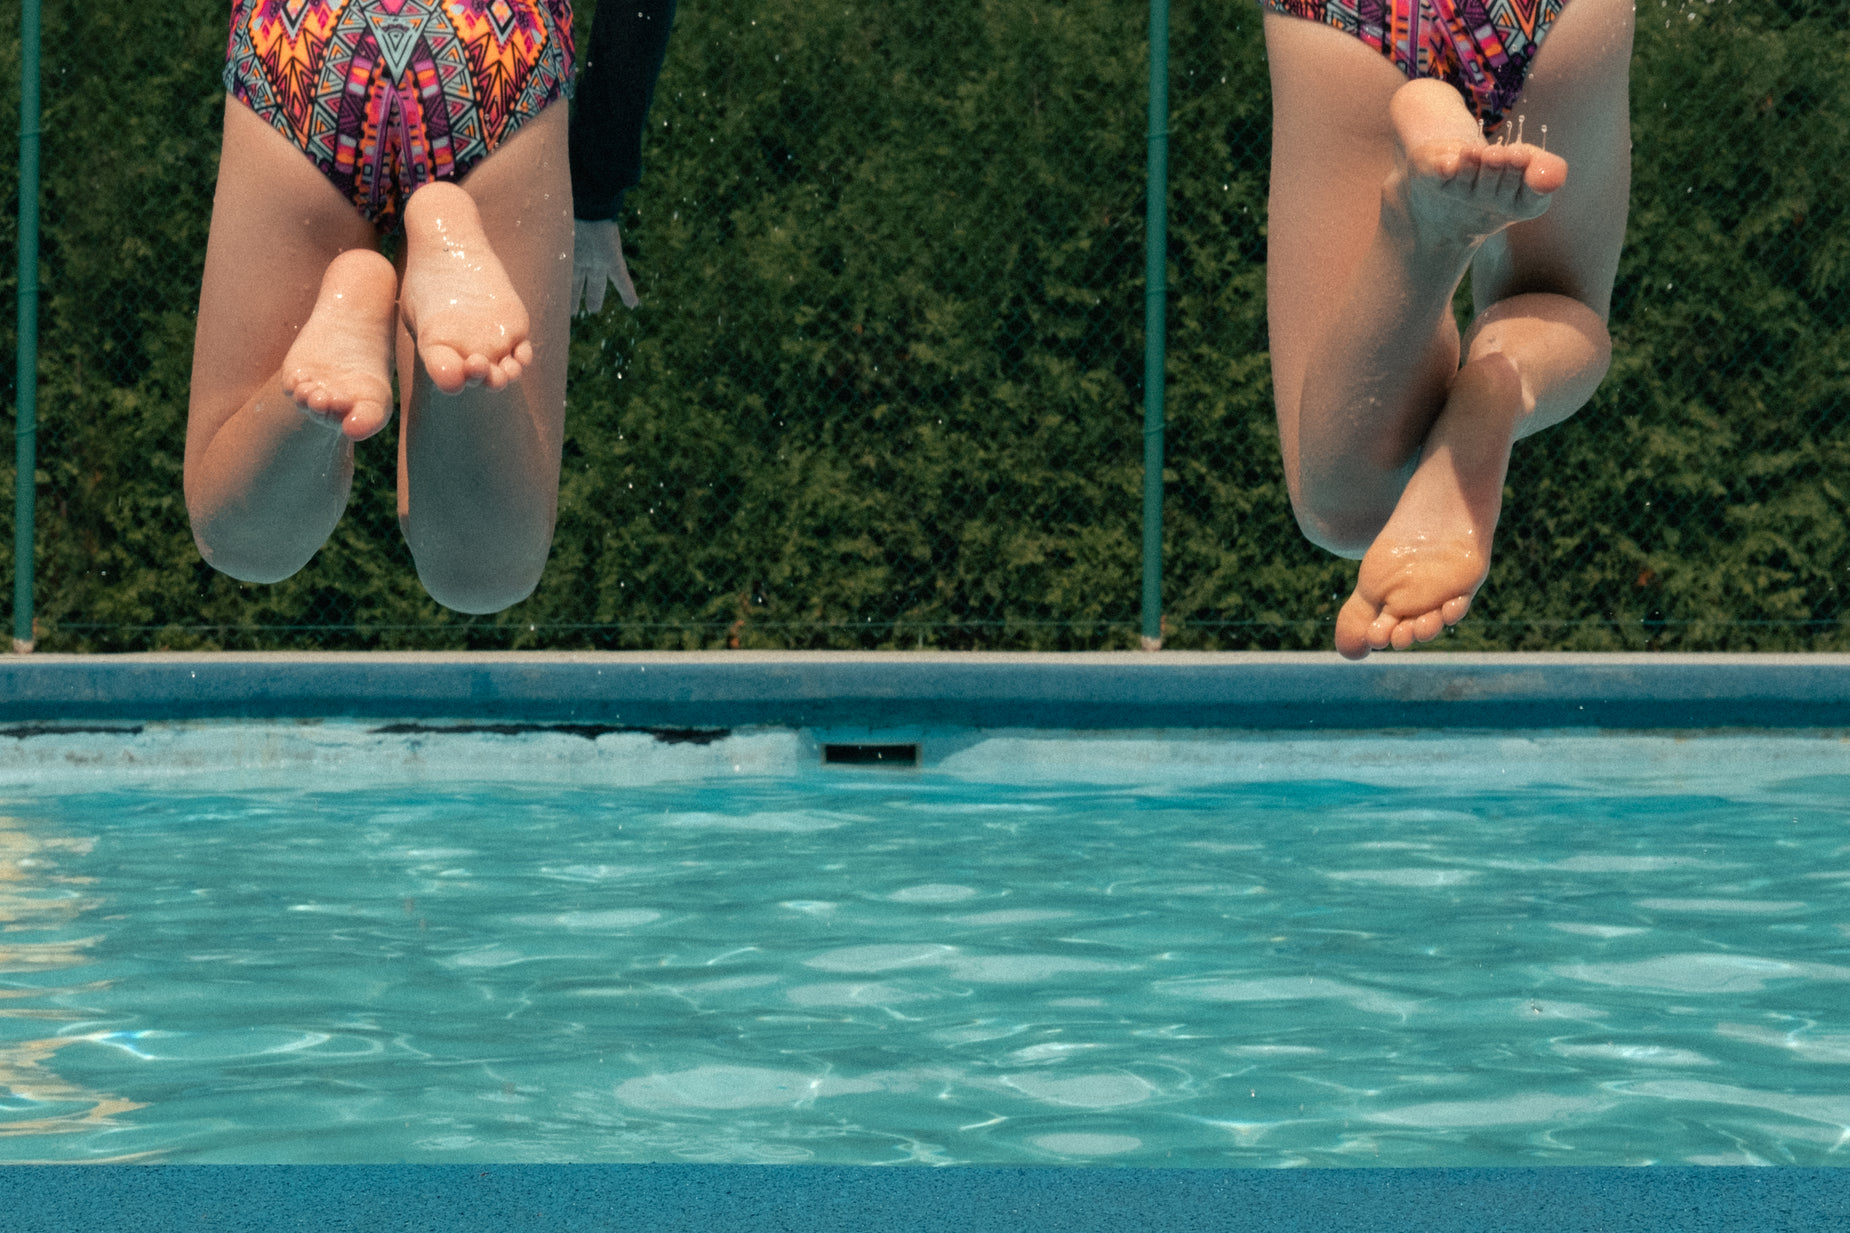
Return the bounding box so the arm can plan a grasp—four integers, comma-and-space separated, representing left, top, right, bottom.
1406, 140, 1465, 183
1388, 620, 1416, 651
1435, 146, 1466, 180
341, 399, 390, 442
1410, 609, 1445, 643
1441, 595, 1472, 626
1524, 150, 1569, 194
1333, 592, 1380, 661
1486, 159, 1524, 199
421, 343, 468, 395
513, 339, 534, 367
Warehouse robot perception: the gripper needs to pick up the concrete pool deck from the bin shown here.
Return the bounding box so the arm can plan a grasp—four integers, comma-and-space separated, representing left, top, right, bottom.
3, 651, 1850, 729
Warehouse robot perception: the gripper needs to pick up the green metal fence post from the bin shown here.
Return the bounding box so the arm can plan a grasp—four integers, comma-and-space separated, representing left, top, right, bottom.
13, 0, 43, 653
1140, 0, 1169, 652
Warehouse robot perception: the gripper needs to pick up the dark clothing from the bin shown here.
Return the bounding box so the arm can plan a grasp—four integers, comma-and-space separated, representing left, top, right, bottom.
569, 0, 678, 221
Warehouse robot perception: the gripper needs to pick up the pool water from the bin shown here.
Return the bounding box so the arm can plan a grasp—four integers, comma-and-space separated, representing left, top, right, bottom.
2, 725, 1847, 1165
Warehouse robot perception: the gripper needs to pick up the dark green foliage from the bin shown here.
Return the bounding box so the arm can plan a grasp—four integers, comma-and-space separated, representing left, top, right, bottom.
543, 0, 1152, 649
1, 0, 1844, 650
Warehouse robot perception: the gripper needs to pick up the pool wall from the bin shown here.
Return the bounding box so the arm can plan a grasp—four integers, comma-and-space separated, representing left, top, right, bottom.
5, 651, 1850, 729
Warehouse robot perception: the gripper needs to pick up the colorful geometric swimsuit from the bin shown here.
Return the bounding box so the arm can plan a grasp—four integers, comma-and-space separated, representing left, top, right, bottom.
225, 0, 576, 231
1261, 0, 1566, 133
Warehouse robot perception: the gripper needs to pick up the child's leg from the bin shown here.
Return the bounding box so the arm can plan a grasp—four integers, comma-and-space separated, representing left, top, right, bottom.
1466, 0, 1634, 442
392, 104, 575, 614
1262, 14, 1420, 555
1333, 0, 1634, 656
185, 99, 393, 583
1266, 18, 1568, 557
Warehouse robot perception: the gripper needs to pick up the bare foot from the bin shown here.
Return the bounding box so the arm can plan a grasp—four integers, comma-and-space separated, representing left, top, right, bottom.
1387, 79, 1567, 251
398, 181, 534, 396
280, 249, 398, 442
1334, 355, 1525, 659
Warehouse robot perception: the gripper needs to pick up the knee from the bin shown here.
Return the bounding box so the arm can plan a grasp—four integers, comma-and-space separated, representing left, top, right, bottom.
1282, 452, 1395, 559
1463, 293, 1613, 431
189, 529, 315, 585
1283, 469, 1385, 559
1290, 498, 1377, 561
186, 498, 319, 585
1464, 292, 1612, 364
413, 543, 549, 614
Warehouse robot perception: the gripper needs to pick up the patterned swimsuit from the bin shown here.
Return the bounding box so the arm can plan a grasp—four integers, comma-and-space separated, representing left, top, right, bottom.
1261, 0, 1566, 132
225, 0, 575, 231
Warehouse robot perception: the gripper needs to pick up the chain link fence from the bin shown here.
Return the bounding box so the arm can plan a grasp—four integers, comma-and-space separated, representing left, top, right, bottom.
4, 0, 1847, 652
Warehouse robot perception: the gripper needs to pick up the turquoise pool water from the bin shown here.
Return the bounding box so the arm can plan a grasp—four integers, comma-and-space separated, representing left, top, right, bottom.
2, 724, 1847, 1165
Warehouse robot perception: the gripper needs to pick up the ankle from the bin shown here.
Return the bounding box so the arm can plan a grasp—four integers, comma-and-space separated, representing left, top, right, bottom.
1428, 355, 1525, 466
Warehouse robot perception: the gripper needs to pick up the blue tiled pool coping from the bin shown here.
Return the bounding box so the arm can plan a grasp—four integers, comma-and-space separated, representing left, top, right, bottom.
4, 651, 1849, 729
3, 1163, 1845, 1231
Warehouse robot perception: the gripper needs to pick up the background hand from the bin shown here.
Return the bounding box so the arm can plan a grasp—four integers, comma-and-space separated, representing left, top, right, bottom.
572, 218, 640, 315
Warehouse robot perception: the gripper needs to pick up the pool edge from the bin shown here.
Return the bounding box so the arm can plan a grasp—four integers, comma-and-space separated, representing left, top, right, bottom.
4, 652, 1850, 729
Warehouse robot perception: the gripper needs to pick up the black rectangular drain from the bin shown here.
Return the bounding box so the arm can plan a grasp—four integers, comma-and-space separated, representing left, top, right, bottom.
823, 743, 921, 767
